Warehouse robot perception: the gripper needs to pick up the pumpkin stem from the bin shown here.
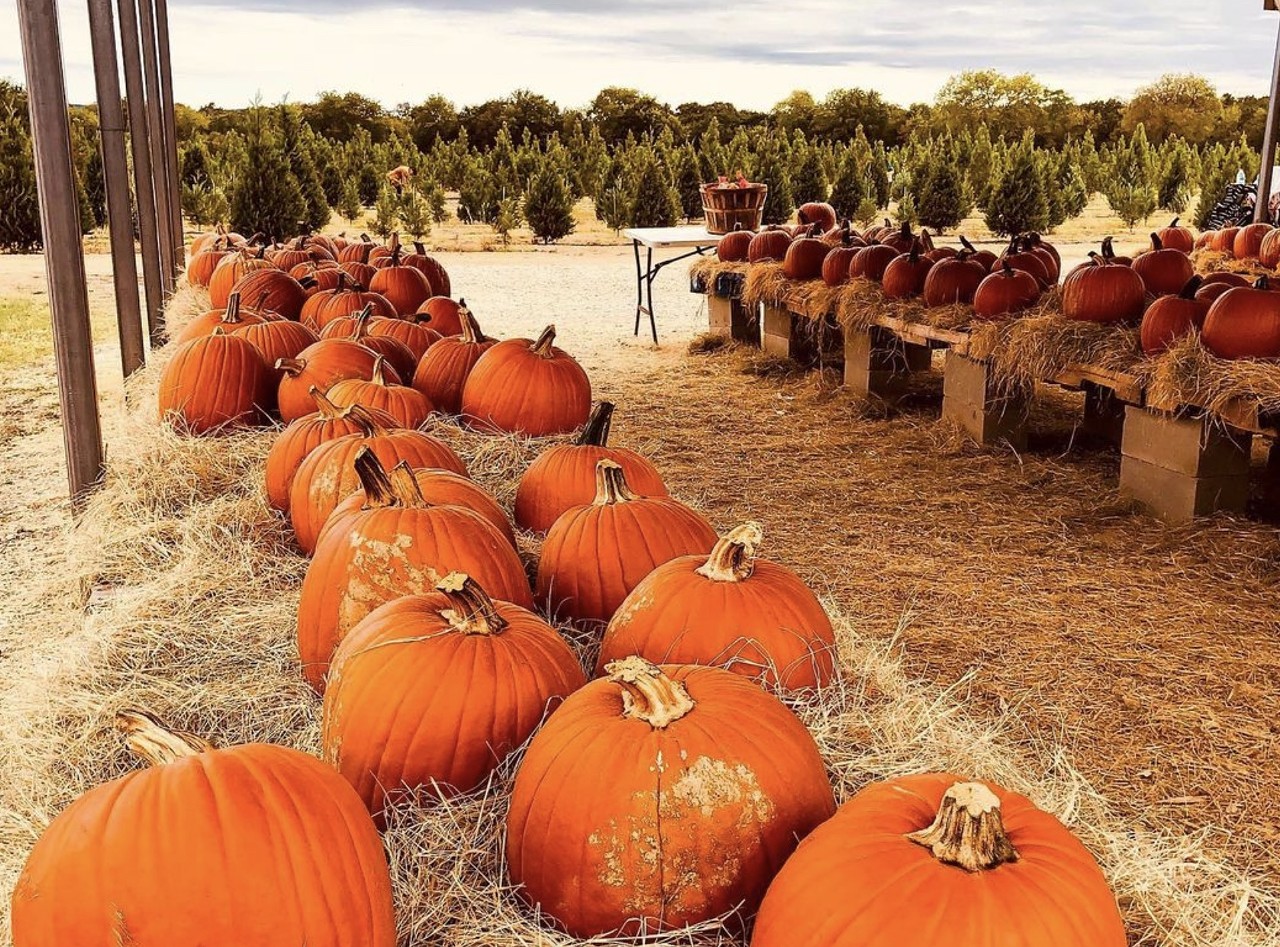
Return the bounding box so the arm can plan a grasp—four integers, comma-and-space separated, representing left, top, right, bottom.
1179, 276, 1204, 299
353, 451, 426, 508
353, 303, 375, 337
275, 356, 306, 376
906, 781, 1020, 872
1087, 251, 1106, 267
1000, 262, 1016, 278
1170, 216, 1180, 228
593, 459, 636, 505
345, 404, 387, 436
695, 522, 764, 583
458, 306, 484, 344
310, 385, 344, 418
370, 354, 389, 386
435, 572, 510, 636
959, 235, 977, 255
224, 291, 243, 323
116, 709, 213, 765
388, 232, 402, 265
531, 324, 557, 357
576, 401, 614, 447
1102, 236, 1115, 261
1150, 232, 1163, 252
414, 241, 427, 256
1255, 275, 1270, 291
606, 656, 694, 729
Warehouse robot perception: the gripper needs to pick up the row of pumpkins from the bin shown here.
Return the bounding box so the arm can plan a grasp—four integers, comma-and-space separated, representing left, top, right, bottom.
720, 204, 1280, 361
12, 229, 1128, 947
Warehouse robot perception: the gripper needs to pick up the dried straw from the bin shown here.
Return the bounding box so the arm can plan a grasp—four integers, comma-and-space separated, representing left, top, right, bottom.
740, 263, 791, 309
1140, 333, 1280, 421
1190, 249, 1276, 281
688, 258, 750, 289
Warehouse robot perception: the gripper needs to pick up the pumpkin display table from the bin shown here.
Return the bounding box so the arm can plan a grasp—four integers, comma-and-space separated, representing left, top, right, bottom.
623, 226, 717, 344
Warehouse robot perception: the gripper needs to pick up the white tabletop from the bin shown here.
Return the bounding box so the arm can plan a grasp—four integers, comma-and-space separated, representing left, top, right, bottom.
623, 226, 719, 248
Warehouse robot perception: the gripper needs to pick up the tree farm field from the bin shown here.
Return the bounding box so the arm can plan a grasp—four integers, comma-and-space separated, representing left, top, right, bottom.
3, 190, 1280, 938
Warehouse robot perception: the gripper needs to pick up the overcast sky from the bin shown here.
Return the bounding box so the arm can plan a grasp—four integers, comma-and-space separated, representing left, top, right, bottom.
4, 1, 1280, 111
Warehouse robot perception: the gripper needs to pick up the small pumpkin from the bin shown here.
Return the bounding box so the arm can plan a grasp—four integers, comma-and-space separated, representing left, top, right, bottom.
461, 325, 592, 437
185, 239, 230, 286
880, 240, 934, 299
367, 312, 441, 361
514, 401, 667, 533
796, 201, 837, 232
318, 305, 418, 382
1060, 254, 1146, 324
326, 355, 434, 428
230, 268, 309, 321
405, 241, 451, 297
368, 234, 432, 315
230, 317, 319, 381
297, 451, 532, 691
1211, 226, 1241, 256
275, 339, 401, 424
536, 460, 716, 626
1132, 233, 1195, 297
208, 248, 271, 308
972, 263, 1041, 320
1233, 222, 1274, 261
173, 291, 274, 345
958, 236, 997, 272
751, 774, 1126, 947
415, 295, 466, 336
299, 273, 397, 330
322, 573, 585, 822
1140, 276, 1207, 355
879, 221, 915, 254
412, 305, 497, 415
922, 253, 985, 307
11, 709, 397, 947
506, 658, 835, 939
848, 244, 898, 283
157, 330, 271, 434
782, 226, 830, 280
716, 225, 753, 263
747, 227, 792, 263
597, 522, 835, 691
1156, 216, 1195, 254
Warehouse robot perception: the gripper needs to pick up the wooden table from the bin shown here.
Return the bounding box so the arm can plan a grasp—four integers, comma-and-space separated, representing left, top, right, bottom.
623, 226, 717, 343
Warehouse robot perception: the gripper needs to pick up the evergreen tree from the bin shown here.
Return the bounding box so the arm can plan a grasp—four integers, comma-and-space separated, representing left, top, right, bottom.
966, 124, 996, 209
984, 140, 1050, 237
1195, 154, 1234, 230
628, 148, 680, 228
698, 118, 729, 181
180, 140, 212, 188
228, 109, 306, 239
791, 142, 829, 205
1104, 126, 1159, 228
753, 133, 795, 224
85, 146, 107, 229
672, 143, 703, 221
369, 185, 399, 237
1159, 141, 1194, 214
894, 193, 918, 227
1056, 157, 1089, 223
724, 128, 752, 179
853, 197, 879, 228
0, 86, 43, 251
523, 165, 575, 243
398, 188, 431, 239
869, 142, 892, 207
337, 176, 362, 223
493, 196, 521, 247
916, 160, 967, 232
828, 147, 867, 221
576, 125, 610, 200
458, 158, 498, 224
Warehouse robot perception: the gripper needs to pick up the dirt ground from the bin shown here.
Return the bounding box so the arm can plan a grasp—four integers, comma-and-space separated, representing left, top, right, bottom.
1, 230, 1278, 898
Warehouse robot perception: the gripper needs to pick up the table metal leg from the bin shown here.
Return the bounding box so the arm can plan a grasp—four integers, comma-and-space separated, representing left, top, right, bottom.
645, 245, 658, 344
632, 240, 644, 336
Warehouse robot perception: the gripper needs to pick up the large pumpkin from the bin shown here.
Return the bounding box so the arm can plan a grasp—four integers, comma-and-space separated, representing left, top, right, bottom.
318, 306, 417, 381
716, 225, 753, 263
415, 296, 466, 336
405, 241, 451, 297
461, 325, 591, 436
597, 522, 835, 692
1140, 276, 1207, 355
296, 451, 532, 691
922, 253, 985, 307
751, 774, 1126, 947
1233, 222, 1273, 261
11, 710, 396, 947
208, 248, 271, 308
1131, 233, 1195, 297
1201, 276, 1280, 359
173, 290, 275, 345
848, 244, 898, 283
368, 234, 432, 315
264, 391, 397, 514
326, 355, 434, 428
366, 313, 441, 361
185, 240, 230, 286
412, 306, 497, 415
972, 263, 1041, 320
536, 460, 716, 625
514, 401, 667, 534
881, 241, 934, 299
322, 573, 585, 822
230, 317, 319, 381
796, 201, 837, 232
157, 331, 271, 434
299, 274, 397, 330
231, 268, 308, 321
275, 339, 400, 424
782, 227, 830, 280
506, 658, 835, 939
288, 418, 467, 554
747, 227, 792, 263
1060, 255, 1146, 323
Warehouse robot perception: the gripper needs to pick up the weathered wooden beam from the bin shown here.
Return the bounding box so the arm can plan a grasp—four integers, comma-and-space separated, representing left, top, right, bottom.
153, 0, 184, 269
86, 0, 146, 376
1257, 12, 1280, 222
134, 0, 176, 295
17, 0, 105, 503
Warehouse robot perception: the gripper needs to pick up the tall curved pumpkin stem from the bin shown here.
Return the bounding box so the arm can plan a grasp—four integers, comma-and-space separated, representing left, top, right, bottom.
593, 459, 636, 505
531, 324, 557, 358
606, 657, 694, 729
116, 709, 214, 765
436, 572, 510, 636
906, 781, 1020, 872
458, 306, 484, 345
696, 522, 764, 583
353, 451, 426, 508
576, 401, 615, 447
310, 386, 345, 418
370, 355, 389, 387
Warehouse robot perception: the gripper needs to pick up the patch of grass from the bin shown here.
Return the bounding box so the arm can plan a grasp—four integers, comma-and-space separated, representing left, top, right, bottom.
0, 295, 118, 371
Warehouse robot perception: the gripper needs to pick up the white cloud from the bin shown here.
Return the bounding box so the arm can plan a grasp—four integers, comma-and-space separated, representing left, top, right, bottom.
1, 0, 1278, 111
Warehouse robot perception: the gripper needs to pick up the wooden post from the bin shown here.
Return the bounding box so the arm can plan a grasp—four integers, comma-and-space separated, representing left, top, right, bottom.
86, 0, 146, 377
153, 0, 184, 268
135, 0, 176, 295
16, 0, 105, 502
1257, 8, 1280, 223
115, 0, 165, 344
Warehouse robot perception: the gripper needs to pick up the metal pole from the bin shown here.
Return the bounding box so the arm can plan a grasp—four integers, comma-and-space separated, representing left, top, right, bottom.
86, 0, 145, 376
115, 0, 164, 344
1256, 15, 1280, 223
16, 0, 105, 503
135, 0, 176, 293
154, 0, 184, 269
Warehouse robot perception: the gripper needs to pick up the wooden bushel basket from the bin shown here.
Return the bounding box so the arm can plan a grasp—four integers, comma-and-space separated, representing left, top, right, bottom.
701, 183, 767, 235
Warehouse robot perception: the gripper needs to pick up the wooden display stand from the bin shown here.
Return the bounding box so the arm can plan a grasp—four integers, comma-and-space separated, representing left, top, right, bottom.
707, 294, 759, 346
1119, 407, 1252, 523
941, 353, 1029, 449
844, 326, 931, 400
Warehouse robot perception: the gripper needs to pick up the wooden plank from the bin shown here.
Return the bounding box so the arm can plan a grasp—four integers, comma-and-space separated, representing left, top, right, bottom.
871, 314, 971, 351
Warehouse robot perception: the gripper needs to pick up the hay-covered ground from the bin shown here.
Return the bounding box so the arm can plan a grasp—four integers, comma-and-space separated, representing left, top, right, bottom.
1, 248, 1279, 945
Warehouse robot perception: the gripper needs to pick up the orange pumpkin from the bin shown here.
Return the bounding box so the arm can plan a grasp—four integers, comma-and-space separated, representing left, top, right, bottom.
597, 522, 835, 691
751, 774, 1126, 947
716, 225, 753, 263
185, 240, 230, 286
1132, 233, 1195, 298
1201, 277, 1280, 359
230, 268, 308, 321
1140, 276, 1207, 355
514, 401, 667, 534
368, 234, 432, 315
264, 391, 398, 514
796, 201, 837, 232
972, 263, 1041, 320
288, 418, 467, 554
1233, 222, 1274, 261
318, 306, 418, 383
230, 317, 319, 380
208, 248, 271, 308
880, 241, 934, 299
411, 306, 496, 414
1156, 216, 1195, 254
296, 451, 532, 692
1060, 255, 1146, 323
506, 658, 835, 938
747, 227, 792, 263
536, 460, 716, 626
173, 291, 275, 345
322, 573, 585, 822
461, 325, 592, 437
11, 710, 396, 947
275, 339, 400, 424
326, 355, 434, 428
299, 274, 397, 330
157, 331, 271, 434
366, 313, 441, 361
922, 253, 985, 307
415, 295, 466, 336
782, 228, 830, 280
404, 241, 451, 297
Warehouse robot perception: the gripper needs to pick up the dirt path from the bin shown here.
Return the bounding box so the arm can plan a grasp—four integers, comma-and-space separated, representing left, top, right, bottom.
1, 245, 1278, 887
